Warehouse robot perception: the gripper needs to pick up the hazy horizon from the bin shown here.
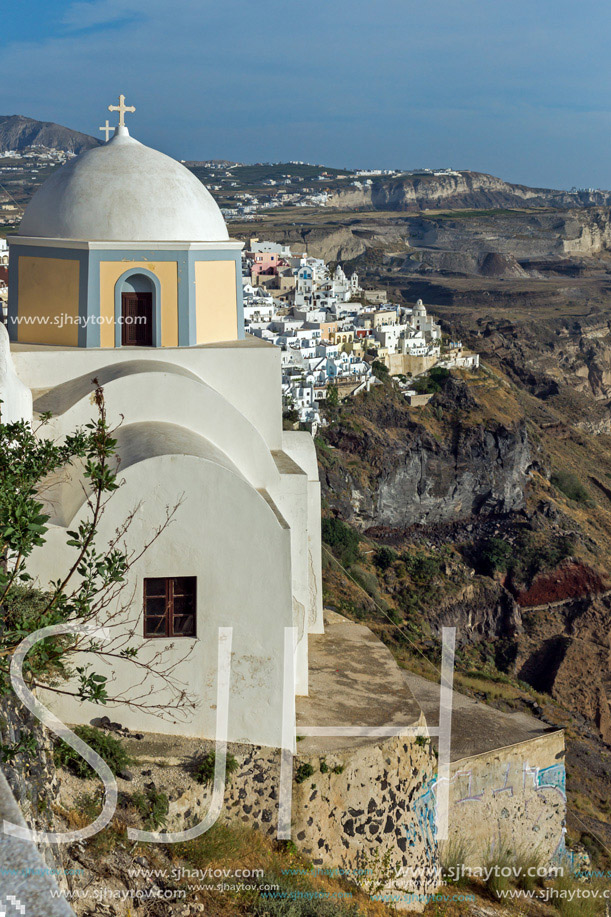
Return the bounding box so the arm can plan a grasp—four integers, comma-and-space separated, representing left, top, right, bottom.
3, 0, 611, 192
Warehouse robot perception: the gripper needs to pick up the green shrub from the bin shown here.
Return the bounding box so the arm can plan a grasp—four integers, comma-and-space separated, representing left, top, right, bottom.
374, 546, 397, 571
251, 876, 360, 916
483, 842, 513, 896
321, 517, 360, 566
512, 845, 544, 892
412, 366, 450, 395
326, 385, 340, 408
131, 787, 169, 830
294, 763, 314, 784
430, 366, 450, 383
552, 870, 606, 917
349, 565, 381, 600
510, 532, 575, 587
371, 360, 389, 380
195, 751, 239, 785
403, 551, 442, 584
54, 726, 131, 779
439, 837, 474, 886
480, 537, 513, 575
74, 792, 102, 822
551, 470, 592, 505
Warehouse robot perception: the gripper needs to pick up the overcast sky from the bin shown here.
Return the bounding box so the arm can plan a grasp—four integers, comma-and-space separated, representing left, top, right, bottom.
3, 0, 610, 189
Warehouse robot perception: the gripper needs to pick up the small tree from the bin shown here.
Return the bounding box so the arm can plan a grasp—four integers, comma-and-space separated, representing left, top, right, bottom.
321, 517, 360, 566
0, 384, 197, 724
371, 360, 389, 380
479, 537, 514, 576
326, 384, 340, 408
374, 546, 397, 571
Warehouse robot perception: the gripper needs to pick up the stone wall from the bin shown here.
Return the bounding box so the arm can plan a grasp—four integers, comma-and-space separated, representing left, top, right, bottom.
386, 353, 438, 377
0, 694, 60, 831
0, 695, 73, 908
292, 735, 439, 908
162, 728, 565, 907
0, 767, 75, 917
165, 733, 440, 910
447, 731, 566, 863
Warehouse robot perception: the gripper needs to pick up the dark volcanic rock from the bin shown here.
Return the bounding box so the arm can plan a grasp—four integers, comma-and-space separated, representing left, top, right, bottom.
320, 382, 532, 529
374, 423, 530, 527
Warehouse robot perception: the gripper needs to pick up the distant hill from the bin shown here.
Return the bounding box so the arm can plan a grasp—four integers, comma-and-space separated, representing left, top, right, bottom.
0, 115, 100, 154
327, 170, 611, 212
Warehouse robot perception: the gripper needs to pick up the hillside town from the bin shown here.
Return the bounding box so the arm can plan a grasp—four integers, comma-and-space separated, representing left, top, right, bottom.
0, 223, 478, 434
242, 238, 479, 431
0, 145, 76, 225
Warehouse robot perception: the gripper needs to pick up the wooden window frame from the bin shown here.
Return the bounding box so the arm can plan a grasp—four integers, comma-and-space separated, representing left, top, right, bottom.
143, 576, 197, 638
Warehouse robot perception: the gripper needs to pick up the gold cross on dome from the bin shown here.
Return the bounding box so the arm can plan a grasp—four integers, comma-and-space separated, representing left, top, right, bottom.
99, 120, 113, 142
108, 94, 136, 127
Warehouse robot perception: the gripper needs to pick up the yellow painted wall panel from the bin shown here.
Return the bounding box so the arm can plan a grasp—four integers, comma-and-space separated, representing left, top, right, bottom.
99, 260, 179, 347
195, 260, 237, 344
17, 256, 79, 345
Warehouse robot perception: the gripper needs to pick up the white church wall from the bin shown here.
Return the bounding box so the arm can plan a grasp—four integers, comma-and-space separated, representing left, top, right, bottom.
37, 364, 280, 493
282, 432, 324, 634
35, 453, 295, 748
0, 324, 32, 423
269, 452, 311, 696
306, 481, 324, 634
11, 336, 284, 452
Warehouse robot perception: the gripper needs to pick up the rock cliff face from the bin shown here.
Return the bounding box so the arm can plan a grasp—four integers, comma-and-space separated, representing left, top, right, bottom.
320, 382, 532, 529
369, 422, 530, 528
236, 207, 611, 270
425, 577, 522, 648
473, 317, 611, 433
327, 170, 611, 212
518, 596, 611, 743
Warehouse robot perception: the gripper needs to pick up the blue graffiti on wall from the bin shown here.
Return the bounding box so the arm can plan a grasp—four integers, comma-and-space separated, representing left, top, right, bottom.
405, 777, 437, 857
536, 764, 566, 798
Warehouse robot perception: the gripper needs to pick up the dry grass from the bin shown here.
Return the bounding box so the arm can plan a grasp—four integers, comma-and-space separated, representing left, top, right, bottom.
167, 823, 393, 916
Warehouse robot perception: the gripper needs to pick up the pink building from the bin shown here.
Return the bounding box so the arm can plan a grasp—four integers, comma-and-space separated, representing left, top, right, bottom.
246, 250, 286, 277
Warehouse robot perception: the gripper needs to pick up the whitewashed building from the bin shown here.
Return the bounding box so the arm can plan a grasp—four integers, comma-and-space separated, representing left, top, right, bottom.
2, 106, 325, 749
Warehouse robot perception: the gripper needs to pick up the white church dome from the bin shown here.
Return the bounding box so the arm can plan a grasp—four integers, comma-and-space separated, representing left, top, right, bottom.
19, 127, 229, 243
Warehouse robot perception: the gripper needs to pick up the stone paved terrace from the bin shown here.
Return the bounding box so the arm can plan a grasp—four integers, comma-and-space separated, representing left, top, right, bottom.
295, 610, 423, 754
297, 610, 559, 760
403, 670, 561, 762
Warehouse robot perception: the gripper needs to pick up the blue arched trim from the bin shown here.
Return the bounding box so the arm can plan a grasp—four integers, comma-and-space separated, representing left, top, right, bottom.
114, 268, 162, 347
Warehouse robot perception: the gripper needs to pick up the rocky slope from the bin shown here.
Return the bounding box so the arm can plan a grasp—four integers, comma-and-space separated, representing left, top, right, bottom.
0, 114, 100, 153
233, 206, 611, 276
319, 366, 611, 854
327, 169, 611, 211
518, 594, 611, 743
319, 378, 533, 529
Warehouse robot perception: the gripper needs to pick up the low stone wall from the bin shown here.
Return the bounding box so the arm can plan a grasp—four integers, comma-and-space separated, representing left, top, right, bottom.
292, 734, 439, 907
162, 733, 440, 910
144, 717, 565, 908
404, 392, 434, 407
0, 694, 69, 887
447, 730, 566, 863
0, 694, 60, 825
0, 767, 75, 916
